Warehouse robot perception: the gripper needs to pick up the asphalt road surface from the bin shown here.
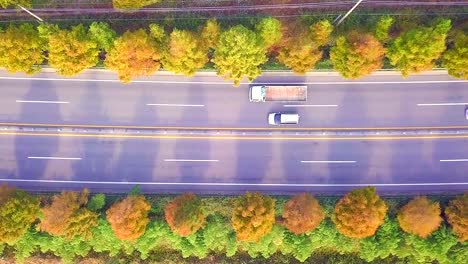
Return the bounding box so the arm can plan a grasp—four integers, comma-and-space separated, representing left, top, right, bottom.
0, 70, 467, 194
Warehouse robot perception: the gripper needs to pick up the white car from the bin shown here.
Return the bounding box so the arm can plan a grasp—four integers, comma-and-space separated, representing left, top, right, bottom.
465, 107, 468, 120
268, 112, 299, 125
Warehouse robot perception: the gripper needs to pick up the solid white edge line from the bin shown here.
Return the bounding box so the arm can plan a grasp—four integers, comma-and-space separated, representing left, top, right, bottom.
417, 103, 468, 106
164, 159, 219, 162
440, 159, 468, 162
147, 103, 205, 107
27, 156, 81, 160
16, 100, 69, 104
284, 104, 338, 107
1, 76, 466, 85
0, 178, 466, 187
301, 160, 356, 163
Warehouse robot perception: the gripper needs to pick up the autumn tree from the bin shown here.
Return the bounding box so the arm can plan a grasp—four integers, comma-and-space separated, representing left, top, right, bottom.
39, 189, 98, 240
278, 20, 333, 74
330, 31, 385, 79
48, 24, 99, 76
0, 185, 39, 244
106, 195, 151, 240
397, 196, 442, 238
0, 0, 31, 8
105, 29, 162, 83
0, 23, 45, 74
112, 0, 159, 9
88, 22, 117, 51
387, 19, 451, 76
149, 23, 166, 44
212, 25, 267, 86
375, 16, 394, 43
231, 192, 275, 242
281, 193, 324, 234
200, 18, 221, 49
332, 187, 388, 239
443, 33, 467, 79
164, 193, 206, 236
256, 17, 282, 49
162, 29, 208, 76
445, 193, 468, 242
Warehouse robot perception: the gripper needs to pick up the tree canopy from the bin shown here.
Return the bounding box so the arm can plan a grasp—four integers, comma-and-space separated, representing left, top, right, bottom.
387, 19, 451, 76
105, 29, 162, 83
88, 22, 117, 52
212, 25, 267, 86
0, 0, 31, 9
445, 193, 468, 242
332, 187, 388, 238
48, 24, 99, 76
200, 18, 221, 50
281, 193, 325, 234
375, 16, 394, 43
443, 32, 467, 79
0, 23, 45, 74
397, 196, 442, 238
112, 0, 159, 9
330, 31, 385, 79
256, 17, 283, 49
231, 192, 275, 242
164, 193, 206, 236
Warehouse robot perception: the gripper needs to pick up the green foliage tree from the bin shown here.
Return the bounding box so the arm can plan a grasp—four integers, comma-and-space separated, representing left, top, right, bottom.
48, 24, 99, 76
256, 17, 282, 49
0, 0, 31, 9
164, 193, 206, 236
87, 193, 106, 212
37, 23, 59, 45
242, 225, 284, 258
39, 189, 98, 240
162, 29, 208, 76
375, 16, 394, 43
387, 19, 451, 76
212, 25, 267, 86
105, 29, 162, 83
443, 33, 468, 79
200, 18, 221, 50
112, 0, 159, 9
149, 23, 166, 44
397, 196, 442, 238
88, 22, 117, 51
332, 187, 388, 239
0, 23, 45, 74
445, 193, 468, 242
359, 218, 402, 262
231, 192, 275, 242
281, 193, 325, 234
0, 186, 39, 244
330, 31, 385, 79
106, 195, 151, 241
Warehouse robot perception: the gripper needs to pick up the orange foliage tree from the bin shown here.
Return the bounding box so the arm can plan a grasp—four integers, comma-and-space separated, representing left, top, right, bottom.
105, 29, 162, 83
281, 193, 325, 234
106, 195, 151, 241
332, 187, 387, 239
231, 192, 275, 242
445, 194, 467, 242
39, 189, 98, 239
397, 196, 442, 238
164, 193, 206, 236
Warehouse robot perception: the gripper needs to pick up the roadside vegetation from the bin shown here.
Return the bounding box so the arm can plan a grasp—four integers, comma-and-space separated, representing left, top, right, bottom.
0, 15, 466, 85
0, 185, 466, 263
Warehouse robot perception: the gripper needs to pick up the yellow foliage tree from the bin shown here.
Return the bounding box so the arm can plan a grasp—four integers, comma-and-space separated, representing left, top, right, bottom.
445, 193, 467, 242
200, 18, 221, 50
48, 24, 99, 76
281, 193, 324, 234
105, 29, 162, 83
332, 187, 387, 239
397, 196, 442, 238
231, 192, 275, 242
106, 195, 151, 241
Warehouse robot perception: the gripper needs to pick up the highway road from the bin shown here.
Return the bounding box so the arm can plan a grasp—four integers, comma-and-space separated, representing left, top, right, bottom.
0, 69, 467, 194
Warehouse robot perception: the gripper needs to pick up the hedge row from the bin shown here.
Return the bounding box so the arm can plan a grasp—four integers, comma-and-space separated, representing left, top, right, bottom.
0, 16, 466, 86
0, 0, 160, 9
0, 185, 467, 263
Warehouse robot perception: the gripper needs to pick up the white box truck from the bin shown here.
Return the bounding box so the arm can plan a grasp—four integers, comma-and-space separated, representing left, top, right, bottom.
249, 85, 307, 102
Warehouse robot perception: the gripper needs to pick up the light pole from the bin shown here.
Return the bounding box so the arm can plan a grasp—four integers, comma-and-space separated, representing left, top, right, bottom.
335, 0, 364, 26
17, 4, 43, 22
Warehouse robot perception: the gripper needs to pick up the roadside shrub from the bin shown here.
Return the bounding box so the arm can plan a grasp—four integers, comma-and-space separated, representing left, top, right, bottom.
0, 186, 39, 244
330, 31, 385, 79
332, 187, 388, 238
87, 193, 106, 212
39, 189, 98, 240
281, 193, 324, 234
397, 196, 442, 238
106, 195, 151, 240
231, 192, 275, 242
375, 16, 394, 43
443, 32, 468, 79
445, 193, 468, 242
164, 193, 206, 236
112, 0, 160, 9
